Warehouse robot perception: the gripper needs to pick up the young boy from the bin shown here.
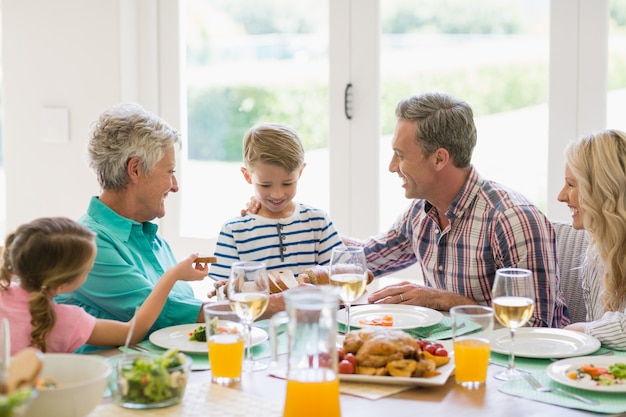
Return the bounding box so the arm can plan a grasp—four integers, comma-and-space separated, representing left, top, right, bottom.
209, 123, 345, 281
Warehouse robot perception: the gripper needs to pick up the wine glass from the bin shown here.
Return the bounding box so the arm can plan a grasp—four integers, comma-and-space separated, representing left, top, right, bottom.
491, 267, 535, 381
227, 261, 270, 372
329, 246, 368, 332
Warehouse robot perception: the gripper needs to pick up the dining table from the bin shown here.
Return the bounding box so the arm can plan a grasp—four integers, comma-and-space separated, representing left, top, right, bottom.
86, 277, 626, 417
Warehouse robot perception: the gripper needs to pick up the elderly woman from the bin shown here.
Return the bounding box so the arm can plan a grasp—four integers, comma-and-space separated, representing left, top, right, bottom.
56, 103, 209, 351
557, 128, 626, 350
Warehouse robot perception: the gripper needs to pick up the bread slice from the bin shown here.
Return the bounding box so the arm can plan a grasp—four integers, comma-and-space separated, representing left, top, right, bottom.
268, 269, 298, 293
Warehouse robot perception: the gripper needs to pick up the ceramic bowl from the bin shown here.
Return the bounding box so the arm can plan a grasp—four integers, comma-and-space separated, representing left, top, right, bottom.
23, 354, 111, 417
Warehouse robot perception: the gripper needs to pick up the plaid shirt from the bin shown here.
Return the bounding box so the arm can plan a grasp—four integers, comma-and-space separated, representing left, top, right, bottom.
348, 167, 570, 328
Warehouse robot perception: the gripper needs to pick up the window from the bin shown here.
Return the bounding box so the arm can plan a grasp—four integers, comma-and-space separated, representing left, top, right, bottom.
608, 0, 626, 130
182, 0, 330, 240
378, 0, 550, 228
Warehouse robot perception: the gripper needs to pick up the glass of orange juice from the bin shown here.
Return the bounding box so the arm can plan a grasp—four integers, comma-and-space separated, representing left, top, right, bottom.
450, 305, 494, 389
203, 302, 245, 386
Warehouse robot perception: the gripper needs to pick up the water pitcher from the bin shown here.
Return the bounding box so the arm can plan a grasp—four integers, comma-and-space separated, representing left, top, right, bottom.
270, 286, 341, 417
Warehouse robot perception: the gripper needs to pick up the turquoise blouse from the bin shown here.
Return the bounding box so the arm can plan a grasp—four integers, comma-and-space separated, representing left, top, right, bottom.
56, 197, 201, 350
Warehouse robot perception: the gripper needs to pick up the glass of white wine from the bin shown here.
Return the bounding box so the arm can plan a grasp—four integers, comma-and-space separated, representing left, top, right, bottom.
491, 267, 535, 381
329, 246, 368, 332
227, 261, 270, 372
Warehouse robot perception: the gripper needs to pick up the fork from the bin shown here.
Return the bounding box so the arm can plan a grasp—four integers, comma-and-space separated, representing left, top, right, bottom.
523, 373, 599, 405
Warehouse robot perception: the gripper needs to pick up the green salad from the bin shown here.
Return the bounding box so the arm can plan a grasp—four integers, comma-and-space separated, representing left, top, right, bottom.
116, 349, 189, 406
0, 387, 35, 417
188, 325, 207, 342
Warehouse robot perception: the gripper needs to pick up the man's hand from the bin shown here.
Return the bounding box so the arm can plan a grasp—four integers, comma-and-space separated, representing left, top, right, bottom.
241, 196, 261, 216
367, 281, 477, 311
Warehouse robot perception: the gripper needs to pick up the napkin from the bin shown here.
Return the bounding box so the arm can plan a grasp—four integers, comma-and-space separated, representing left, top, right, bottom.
339, 381, 415, 400
267, 368, 414, 400
498, 371, 626, 414
88, 382, 282, 417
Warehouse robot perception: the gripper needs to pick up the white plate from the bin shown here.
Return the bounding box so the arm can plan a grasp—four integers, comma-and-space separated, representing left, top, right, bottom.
149, 322, 268, 353
337, 304, 444, 330
490, 328, 601, 359
547, 356, 626, 393
339, 341, 455, 386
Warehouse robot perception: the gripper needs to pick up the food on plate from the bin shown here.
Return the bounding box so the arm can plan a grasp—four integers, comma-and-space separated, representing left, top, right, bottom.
188, 325, 207, 342
567, 362, 626, 386
340, 327, 449, 378
358, 314, 394, 327
193, 256, 217, 264
188, 321, 240, 342
298, 265, 375, 286
116, 348, 189, 405
268, 270, 300, 294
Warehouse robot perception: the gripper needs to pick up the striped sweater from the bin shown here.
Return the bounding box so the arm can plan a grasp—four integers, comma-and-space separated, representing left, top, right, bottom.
582, 261, 626, 349
209, 202, 345, 280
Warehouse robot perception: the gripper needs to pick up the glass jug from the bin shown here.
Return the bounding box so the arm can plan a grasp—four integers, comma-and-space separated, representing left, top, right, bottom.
270, 286, 341, 417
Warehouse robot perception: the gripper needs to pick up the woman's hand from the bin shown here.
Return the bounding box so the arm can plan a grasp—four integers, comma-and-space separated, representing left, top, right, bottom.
172, 253, 209, 282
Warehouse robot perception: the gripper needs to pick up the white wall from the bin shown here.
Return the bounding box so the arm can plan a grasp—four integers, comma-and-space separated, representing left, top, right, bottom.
1, 0, 175, 233
2, 0, 121, 230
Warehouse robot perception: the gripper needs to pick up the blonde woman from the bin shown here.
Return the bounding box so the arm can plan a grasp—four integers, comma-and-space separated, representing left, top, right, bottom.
558, 129, 626, 349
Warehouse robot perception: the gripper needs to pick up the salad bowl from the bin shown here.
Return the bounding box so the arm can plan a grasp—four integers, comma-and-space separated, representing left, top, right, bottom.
109, 349, 191, 409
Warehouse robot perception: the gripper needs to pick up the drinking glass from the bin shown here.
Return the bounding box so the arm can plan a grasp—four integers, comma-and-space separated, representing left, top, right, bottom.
203, 302, 245, 385
227, 261, 270, 372
491, 267, 535, 381
329, 246, 368, 332
450, 305, 494, 388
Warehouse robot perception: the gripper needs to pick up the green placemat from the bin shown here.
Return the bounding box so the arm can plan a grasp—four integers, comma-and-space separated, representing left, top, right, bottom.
498, 371, 626, 414
118, 320, 289, 371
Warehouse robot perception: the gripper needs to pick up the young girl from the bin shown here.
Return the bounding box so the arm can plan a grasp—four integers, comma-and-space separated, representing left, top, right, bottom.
0, 217, 208, 355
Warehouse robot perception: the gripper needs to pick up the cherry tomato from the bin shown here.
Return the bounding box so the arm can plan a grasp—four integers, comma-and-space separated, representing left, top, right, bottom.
424, 344, 438, 355
338, 359, 355, 374
319, 352, 334, 368
344, 353, 358, 368
416, 340, 426, 350
337, 348, 345, 362
434, 347, 449, 357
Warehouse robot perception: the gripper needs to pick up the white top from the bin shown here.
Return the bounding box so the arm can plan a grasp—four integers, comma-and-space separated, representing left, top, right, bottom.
581, 260, 626, 349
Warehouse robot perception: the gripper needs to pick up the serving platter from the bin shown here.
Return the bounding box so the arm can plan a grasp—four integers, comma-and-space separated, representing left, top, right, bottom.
547, 356, 626, 393
490, 328, 601, 359
149, 322, 268, 353
337, 304, 444, 330
339, 340, 455, 386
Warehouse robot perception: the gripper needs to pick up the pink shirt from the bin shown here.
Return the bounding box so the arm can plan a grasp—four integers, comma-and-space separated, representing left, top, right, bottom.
0, 283, 96, 355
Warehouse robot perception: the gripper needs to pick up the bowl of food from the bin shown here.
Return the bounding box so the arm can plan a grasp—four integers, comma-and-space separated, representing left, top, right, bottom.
1, 347, 41, 417
109, 349, 191, 409
0, 388, 37, 417
23, 354, 111, 417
